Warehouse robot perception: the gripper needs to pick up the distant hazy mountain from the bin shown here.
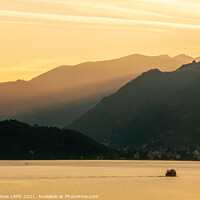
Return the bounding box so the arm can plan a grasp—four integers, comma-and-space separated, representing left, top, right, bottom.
70, 61, 200, 150
0, 120, 118, 159
0, 54, 199, 127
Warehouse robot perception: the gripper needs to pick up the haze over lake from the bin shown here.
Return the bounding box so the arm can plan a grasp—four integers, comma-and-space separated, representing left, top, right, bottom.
0, 160, 199, 200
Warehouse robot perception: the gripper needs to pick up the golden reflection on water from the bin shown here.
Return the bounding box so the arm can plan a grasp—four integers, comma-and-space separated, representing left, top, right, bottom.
0, 160, 199, 200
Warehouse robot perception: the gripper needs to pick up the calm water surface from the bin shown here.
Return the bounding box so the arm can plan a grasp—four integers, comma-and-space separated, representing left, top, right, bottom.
0, 160, 199, 200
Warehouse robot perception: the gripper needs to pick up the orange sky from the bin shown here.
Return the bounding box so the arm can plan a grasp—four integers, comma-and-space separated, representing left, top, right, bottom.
0, 0, 200, 82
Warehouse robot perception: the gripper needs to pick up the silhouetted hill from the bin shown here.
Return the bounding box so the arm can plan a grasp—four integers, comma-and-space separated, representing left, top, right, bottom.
0, 54, 199, 127
70, 61, 200, 150
0, 120, 118, 159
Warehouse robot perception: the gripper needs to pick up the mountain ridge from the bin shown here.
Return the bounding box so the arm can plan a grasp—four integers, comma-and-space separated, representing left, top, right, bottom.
69, 61, 200, 149
0, 53, 199, 127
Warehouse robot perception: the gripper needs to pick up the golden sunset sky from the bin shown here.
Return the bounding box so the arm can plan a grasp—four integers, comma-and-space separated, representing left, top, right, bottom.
0, 0, 200, 82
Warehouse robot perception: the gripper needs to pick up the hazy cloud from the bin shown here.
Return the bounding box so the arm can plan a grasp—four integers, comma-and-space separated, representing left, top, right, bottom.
1, 9, 200, 30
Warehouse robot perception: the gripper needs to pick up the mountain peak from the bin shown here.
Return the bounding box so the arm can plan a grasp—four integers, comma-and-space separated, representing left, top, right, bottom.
177, 60, 200, 71
159, 54, 170, 59
141, 68, 163, 76
145, 68, 162, 73
173, 54, 193, 60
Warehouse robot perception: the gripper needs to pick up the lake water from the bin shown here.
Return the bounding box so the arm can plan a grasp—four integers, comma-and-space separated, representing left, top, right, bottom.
0, 160, 199, 200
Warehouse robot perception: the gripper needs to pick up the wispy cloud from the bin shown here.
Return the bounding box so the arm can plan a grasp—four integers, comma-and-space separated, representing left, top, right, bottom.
0, 20, 48, 26
136, 0, 176, 3
1, 9, 200, 30
0, 58, 67, 71
32, 0, 173, 19
0, 20, 167, 33
136, 0, 200, 8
